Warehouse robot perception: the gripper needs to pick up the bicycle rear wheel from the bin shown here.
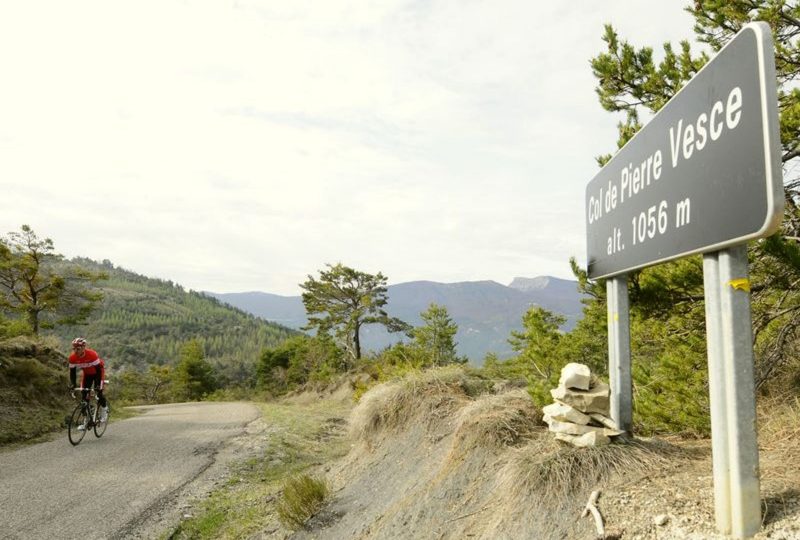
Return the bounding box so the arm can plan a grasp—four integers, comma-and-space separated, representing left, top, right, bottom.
94, 403, 108, 438
68, 404, 89, 446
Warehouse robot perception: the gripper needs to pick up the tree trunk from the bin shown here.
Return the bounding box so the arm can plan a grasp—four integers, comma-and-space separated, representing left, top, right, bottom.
354, 322, 361, 361
27, 308, 39, 335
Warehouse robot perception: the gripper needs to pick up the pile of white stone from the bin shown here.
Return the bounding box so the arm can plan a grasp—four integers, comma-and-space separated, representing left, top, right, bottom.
542, 363, 625, 447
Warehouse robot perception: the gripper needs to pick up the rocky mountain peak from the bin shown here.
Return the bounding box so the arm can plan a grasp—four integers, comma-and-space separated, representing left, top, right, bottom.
508, 276, 551, 291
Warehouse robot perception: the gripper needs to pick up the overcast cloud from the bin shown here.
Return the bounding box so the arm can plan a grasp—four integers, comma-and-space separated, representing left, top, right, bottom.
0, 1, 696, 295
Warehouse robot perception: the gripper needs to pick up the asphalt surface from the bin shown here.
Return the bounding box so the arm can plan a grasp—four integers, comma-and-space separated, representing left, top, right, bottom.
0, 401, 260, 540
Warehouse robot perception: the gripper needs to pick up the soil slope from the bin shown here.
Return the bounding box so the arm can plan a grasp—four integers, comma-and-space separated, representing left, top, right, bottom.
291, 369, 800, 539
0, 336, 72, 445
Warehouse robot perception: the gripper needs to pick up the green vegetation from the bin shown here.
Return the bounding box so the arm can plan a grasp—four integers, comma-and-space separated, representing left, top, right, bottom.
276, 474, 330, 530
60, 257, 296, 372
257, 334, 343, 395
0, 225, 105, 335
45, 258, 297, 396
167, 398, 351, 539
413, 303, 463, 366
508, 307, 568, 405
300, 263, 410, 365
257, 301, 468, 400
0, 224, 297, 412
173, 340, 218, 400
0, 336, 71, 445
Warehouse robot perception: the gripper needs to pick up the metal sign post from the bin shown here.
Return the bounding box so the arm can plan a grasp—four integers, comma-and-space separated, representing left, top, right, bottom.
719, 245, 761, 537
607, 275, 632, 434
702, 251, 732, 534
704, 246, 761, 537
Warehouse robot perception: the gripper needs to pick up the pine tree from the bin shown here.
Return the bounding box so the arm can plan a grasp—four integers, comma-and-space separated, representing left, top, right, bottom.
509, 307, 566, 406
0, 225, 105, 334
413, 303, 460, 366
300, 263, 410, 366
174, 340, 217, 400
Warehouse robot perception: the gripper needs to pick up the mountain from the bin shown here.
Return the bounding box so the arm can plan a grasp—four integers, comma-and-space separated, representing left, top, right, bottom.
507, 276, 586, 315
48, 258, 299, 381
203, 291, 308, 329
208, 276, 585, 362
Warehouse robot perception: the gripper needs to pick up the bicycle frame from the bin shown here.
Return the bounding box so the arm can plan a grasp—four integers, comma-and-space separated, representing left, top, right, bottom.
68, 385, 109, 446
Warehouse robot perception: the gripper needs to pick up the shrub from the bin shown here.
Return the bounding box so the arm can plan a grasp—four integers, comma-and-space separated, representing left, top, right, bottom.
173, 340, 217, 400
276, 474, 330, 530
0, 318, 32, 339
205, 386, 256, 401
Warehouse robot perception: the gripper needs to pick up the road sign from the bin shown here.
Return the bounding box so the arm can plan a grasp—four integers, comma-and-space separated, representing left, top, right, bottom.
585, 22, 783, 279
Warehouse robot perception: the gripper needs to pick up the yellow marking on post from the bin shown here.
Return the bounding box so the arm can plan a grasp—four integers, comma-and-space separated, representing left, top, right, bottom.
728, 278, 750, 292
614, 313, 619, 322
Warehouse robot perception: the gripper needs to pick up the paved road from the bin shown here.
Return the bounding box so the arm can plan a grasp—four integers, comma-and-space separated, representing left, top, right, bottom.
0, 401, 260, 540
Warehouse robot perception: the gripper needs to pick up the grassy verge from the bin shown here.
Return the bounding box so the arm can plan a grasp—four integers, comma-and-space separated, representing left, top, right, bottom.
0, 403, 72, 449
0, 400, 141, 451
166, 398, 352, 539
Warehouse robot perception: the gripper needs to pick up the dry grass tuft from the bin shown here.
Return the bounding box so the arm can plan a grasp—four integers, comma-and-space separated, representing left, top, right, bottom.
758, 394, 800, 491
759, 395, 800, 450
502, 436, 689, 507
447, 389, 543, 458
348, 366, 472, 443
477, 436, 694, 538
276, 474, 330, 531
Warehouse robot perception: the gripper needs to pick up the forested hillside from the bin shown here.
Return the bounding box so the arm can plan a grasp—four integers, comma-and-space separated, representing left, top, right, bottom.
47, 258, 298, 381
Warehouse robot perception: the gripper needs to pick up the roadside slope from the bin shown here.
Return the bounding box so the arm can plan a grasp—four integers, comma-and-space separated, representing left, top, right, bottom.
292, 368, 800, 539
0, 336, 71, 445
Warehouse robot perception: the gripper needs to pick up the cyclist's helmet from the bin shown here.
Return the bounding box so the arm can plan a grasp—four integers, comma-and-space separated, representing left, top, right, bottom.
71, 337, 87, 348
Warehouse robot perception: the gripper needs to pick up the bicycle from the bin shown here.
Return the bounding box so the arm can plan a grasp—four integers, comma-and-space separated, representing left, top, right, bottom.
68, 385, 110, 446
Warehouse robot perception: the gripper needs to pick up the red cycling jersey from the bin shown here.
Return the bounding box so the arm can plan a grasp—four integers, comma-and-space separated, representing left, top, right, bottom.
69, 348, 105, 386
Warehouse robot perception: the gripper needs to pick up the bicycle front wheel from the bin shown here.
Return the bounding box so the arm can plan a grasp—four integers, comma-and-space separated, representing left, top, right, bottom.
68, 404, 89, 446
94, 404, 108, 438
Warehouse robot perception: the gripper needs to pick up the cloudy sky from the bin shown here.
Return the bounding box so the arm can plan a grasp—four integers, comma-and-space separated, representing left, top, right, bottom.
0, 1, 697, 295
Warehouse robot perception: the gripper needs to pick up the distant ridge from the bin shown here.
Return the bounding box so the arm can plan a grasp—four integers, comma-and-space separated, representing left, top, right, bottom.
509, 276, 552, 291
208, 276, 585, 363
204, 291, 308, 329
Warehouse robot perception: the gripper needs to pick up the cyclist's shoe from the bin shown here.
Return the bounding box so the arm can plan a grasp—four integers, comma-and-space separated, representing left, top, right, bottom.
99, 406, 109, 423
77, 423, 86, 432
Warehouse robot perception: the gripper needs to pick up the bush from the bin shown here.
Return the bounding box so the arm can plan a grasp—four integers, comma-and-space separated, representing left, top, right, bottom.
276, 474, 330, 530
173, 340, 217, 400
0, 318, 32, 339
258, 335, 343, 393
205, 386, 259, 401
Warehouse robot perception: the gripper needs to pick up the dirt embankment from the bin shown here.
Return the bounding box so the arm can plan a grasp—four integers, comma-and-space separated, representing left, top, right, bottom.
0, 336, 72, 445
292, 368, 800, 540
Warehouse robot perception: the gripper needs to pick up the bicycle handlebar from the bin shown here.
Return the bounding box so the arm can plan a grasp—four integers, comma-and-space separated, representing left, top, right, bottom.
72, 386, 109, 400
73, 381, 109, 390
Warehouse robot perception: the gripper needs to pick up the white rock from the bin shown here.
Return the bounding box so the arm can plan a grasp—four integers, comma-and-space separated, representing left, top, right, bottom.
554, 431, 610, 447
654, 514, 669, 526
545, 418, 624, 438
553, 432, 580, 445
550, 383, 611, 415
542, 401, 592, 425
589, 412, 619, 429
558, 362, 591, 390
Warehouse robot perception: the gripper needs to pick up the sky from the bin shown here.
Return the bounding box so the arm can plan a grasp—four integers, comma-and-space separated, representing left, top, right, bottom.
0, 1, 697, 296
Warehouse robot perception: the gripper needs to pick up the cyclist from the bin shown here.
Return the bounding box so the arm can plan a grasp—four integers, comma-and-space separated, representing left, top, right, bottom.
69, 337, 108, 426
